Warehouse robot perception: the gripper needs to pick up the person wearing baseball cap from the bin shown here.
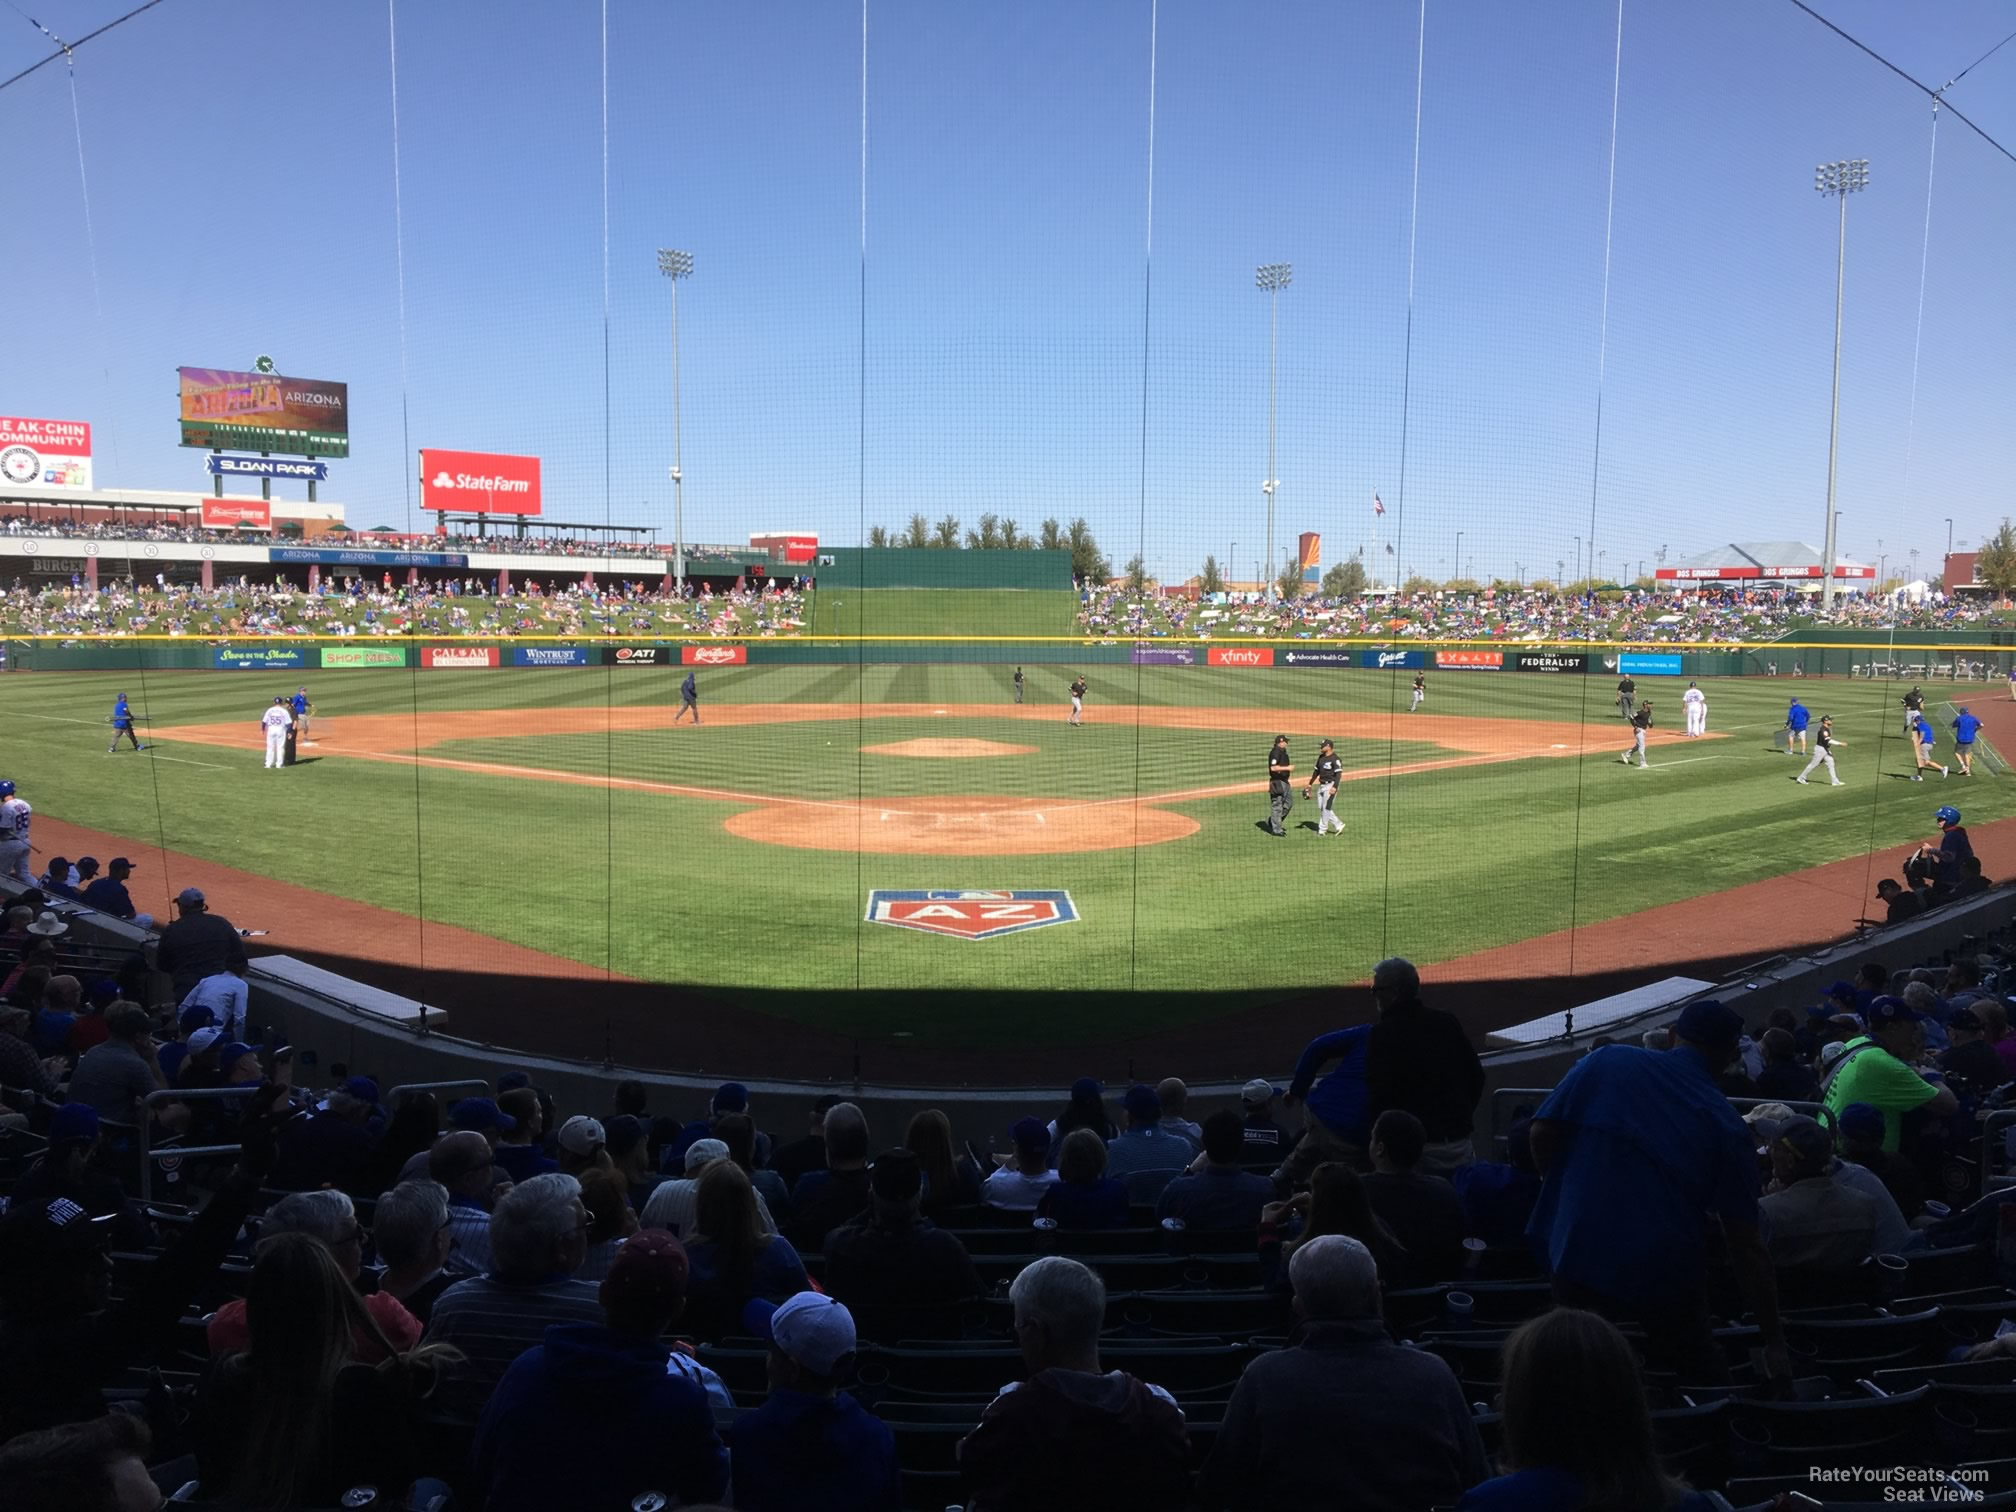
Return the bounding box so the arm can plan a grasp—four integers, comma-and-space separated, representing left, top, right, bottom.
1754, 1114, 1880, 1270
78, 858, 138, 920
156, 886, 247, 1002
1822, 995, 1958, 1155
727, 1290, 898, 1510
1835, 1101, 1929, 1223
983, 1118, 1062, 1211
8, 1102, 149, 1249
472, 1230, 729, 1511
1525, 998, 1789, 1382
556, 1115, 608, 1176
1238, 1078, 1292, 1156
1101, 1084, 1189, 1197
663, 1081, 773, 1176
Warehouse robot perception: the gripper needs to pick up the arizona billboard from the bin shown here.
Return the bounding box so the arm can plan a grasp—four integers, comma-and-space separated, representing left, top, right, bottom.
0, 416, 92, 489
177, 369, 349, 457
420, 449, 543, 515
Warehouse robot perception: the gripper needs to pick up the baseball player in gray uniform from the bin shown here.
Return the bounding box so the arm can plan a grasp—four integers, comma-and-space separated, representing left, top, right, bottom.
1304, 739, 1345, 836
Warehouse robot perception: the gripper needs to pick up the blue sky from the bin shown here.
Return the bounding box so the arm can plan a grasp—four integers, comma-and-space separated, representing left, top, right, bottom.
2, 0, 2010, 587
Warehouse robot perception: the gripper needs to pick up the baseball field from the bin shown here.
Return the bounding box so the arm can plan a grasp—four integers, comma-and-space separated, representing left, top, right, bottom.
2, 651, 2007, 1070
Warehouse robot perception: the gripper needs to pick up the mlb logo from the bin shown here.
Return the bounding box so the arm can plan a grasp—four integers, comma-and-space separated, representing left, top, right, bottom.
866, 889, 1079, 941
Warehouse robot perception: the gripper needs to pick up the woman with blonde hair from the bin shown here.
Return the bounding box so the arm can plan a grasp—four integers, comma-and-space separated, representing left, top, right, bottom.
1037, 1128, 1130, 1229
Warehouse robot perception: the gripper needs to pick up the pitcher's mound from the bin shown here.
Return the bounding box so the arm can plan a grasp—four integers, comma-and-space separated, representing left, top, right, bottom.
863, 738, 1037, 759
725, 795, 1198, 855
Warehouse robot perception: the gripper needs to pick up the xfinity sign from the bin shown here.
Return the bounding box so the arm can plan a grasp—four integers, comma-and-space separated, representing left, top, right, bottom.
419, 448, 544, 516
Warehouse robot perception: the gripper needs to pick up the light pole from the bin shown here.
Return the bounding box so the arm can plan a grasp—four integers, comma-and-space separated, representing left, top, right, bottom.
1598, 549, 1608, 584
1256, 262, 1291, 599
1229, 542, 1236, 597
1573, 536, 1581, 588
1909, 547, 1919, 583
1455, 531, 1463, 587
1946, 517, 1954, 578
1814, 158, 1868, 611
657, 248, 695, 593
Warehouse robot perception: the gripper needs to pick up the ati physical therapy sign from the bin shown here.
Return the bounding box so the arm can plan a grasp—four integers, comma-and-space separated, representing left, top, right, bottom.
865, 890, 1079, 940
420, 449, 542, 515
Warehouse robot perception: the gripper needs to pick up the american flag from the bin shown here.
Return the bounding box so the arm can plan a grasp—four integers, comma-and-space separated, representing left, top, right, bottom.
1373, 494, 1386, 516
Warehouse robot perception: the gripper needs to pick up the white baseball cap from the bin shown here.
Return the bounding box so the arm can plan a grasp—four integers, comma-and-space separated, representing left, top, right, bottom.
557, 1116, 605, 1156
749, 1290, 857, 1375
683, 1137, 730, 1175
186, 1027, 224, 1056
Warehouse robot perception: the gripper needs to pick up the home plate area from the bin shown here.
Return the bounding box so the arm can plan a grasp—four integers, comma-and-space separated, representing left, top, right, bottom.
721, 795, 1199, 855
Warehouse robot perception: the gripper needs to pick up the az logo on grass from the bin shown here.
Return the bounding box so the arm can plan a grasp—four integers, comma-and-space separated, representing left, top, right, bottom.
866, 889, 1079, 940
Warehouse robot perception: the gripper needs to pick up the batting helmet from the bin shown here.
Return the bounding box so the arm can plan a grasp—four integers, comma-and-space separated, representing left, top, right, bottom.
1936, 807, 1962, 827
0, 780, 12, 797
273, 696, 286, 705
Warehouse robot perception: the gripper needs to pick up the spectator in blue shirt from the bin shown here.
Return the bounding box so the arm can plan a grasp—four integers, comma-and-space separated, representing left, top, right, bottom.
1449, 1116, 1542, 1251
1527, 998, 1788, 1383
1276, 1023, 1372, 1189
728, 1291, 899, 1512
1101, 1085, 1195, 1199
1953, 708, 1982, 776
79, 858, 138, 920
1156, 1111, 1275, 1232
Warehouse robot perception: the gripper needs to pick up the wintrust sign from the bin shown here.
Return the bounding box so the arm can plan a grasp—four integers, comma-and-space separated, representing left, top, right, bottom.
419, 449, 543, 516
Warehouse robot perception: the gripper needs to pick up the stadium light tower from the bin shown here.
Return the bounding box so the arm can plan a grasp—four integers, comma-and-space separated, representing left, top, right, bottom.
1814, 158, 1868, 611
657, 248, 695, 592
1256, 262, 1292, 599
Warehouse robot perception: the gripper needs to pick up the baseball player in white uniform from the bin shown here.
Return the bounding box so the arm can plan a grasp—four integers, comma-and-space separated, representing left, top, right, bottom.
260, 697, 294, 769
0, 780, 32, 887
1682, 681, 1707, 738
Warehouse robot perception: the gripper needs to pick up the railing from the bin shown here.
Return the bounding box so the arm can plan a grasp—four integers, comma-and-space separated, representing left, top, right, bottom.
1979, 1108, 2016, 1196
136, 1084, 262, 1203
385, 1079, 491, 1106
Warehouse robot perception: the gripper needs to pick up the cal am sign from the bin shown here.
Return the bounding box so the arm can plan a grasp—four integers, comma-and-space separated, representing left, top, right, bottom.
420, 448, 542, 515
866, 890, 1079, 940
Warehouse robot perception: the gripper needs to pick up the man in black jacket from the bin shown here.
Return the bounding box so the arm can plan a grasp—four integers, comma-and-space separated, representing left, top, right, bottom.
154, 887, 246, 1002
1362, 957, 1486, 1174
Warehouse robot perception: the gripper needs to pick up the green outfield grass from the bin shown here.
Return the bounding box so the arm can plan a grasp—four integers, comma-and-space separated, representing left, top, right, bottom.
0, 663, 2003, 1046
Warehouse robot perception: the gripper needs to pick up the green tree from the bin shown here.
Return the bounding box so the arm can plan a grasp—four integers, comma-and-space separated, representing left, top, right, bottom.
1444, 577, 1483, 595
866, 525, 890, 548
1275, 563, 1304, 601
1199, 556, 1227, 595
1125, 554, 1149, 596
931, 514, 962, 550
1975, 519, 2016, 601
1065, 518, 1111, 583
1001, 518, 1027, 550
1401, 575, 1440, 596
1038, 517, 1065, 552
967, 512, 1004, 550
1528, 577, 1557, 594
1322, 559, 1367, 598
902, 513, 930, 549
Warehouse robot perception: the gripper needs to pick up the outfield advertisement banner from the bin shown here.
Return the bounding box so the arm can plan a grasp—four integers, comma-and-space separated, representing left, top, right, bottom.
1205, 646, 1273, 667
1435, 650, 1503, 669
1359, 650, 1425, 670
512, 646, 593, 668
1619, 653, 1683, 675
420, 646, 499, 669
1130, 646, 1195, 665
214, 646, 306, 670
1513, 652, 1588, 674
0, 415, 92, 490
606, 646, 668, 667
682, 645, 747, 666
272, 548, 470, 569
200, 499, 273, 530
1278, 649, 1356, 667
420, 448, 542, 515
319, 646, 408, 668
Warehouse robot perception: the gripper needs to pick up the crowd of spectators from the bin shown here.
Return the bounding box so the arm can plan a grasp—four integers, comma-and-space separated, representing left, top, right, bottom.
0, 514, 745, 562
8, 899, 2016, 1508
0, 575, 810, 642
1081, 580, 2011, 644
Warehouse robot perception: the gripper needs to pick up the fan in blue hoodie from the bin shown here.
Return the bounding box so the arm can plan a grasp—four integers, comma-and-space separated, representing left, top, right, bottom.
473, 1230, 728, 1512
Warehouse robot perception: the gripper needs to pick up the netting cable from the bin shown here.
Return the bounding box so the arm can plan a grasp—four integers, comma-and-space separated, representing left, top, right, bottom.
852, 0, 869, 996
1125, 0, 1158, 991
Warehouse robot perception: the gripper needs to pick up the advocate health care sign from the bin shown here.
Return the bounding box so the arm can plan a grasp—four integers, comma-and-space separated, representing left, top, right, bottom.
0, 416, 92, 490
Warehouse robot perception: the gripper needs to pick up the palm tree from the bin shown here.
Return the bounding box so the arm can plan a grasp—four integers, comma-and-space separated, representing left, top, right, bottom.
967, 512, 1004, 550
932, 515, 962, 550
1001, 518, 1027, 550
866, 525, 890, 548
902, 514, 930, 549
1039, 518, 1065, 552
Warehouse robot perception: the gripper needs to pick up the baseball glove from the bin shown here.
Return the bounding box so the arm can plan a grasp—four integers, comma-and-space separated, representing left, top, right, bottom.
1301, 788, 1312, 801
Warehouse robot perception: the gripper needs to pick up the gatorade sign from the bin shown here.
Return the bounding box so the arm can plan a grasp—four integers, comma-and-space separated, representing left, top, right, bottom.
420, 449, 543, 515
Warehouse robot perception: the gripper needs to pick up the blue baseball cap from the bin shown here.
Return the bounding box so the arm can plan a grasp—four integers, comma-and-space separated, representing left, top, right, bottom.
1123, 1083, 1161, 1120
1674, 999, 1744, 1053
495, 1071, 530, 1093
178, 1004, 218, 1033
343, 1076, 380, 1106
49, 1103, 100, 1143
1838, 1102, 1886, 1143
1866, 995, 1922, 1029
713, 1082, 749, 1113
214, 1041, 254, 1066
450, 1097, 517, 1133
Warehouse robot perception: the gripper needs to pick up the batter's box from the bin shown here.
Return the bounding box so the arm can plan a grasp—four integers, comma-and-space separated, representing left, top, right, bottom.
865, 889, 1080, 940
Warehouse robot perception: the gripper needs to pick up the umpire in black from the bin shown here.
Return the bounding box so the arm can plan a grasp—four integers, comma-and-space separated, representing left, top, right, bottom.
1266, 735, 1293, 837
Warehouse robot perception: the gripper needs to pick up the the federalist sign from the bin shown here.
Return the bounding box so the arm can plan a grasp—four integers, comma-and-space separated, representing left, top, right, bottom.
209, 455, 328, 481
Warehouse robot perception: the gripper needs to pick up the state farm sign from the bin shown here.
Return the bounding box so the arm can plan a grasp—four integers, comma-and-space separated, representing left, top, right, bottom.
1206, 646, 1275, 667
681, 645, 747, 665
419, 449, 543, 515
